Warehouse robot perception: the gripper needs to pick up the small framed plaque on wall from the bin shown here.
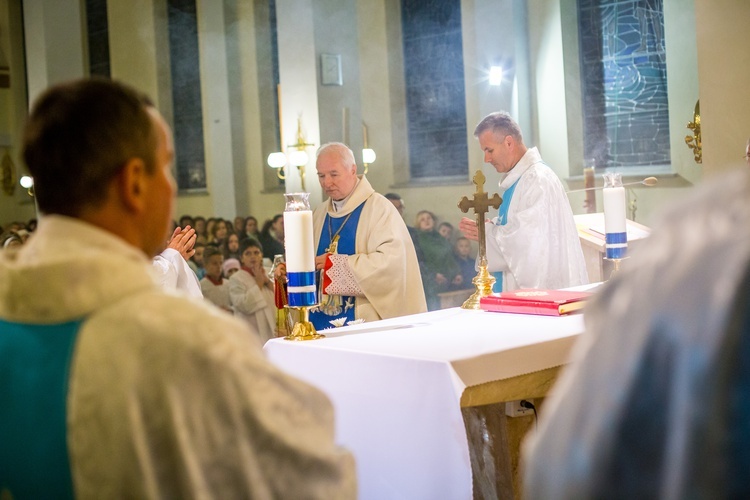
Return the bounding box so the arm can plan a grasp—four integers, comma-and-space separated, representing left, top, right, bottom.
320, 53, 343, 86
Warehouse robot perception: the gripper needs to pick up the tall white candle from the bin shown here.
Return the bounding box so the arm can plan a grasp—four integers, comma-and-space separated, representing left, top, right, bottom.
603, 185, 627, 234
283, 210, 315, 273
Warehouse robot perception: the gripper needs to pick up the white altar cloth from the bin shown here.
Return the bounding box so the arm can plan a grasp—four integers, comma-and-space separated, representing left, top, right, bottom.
264, 307, 585, 499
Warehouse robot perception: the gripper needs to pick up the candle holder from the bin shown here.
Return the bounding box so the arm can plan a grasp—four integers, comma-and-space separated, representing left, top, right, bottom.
461, 256, 496, 310
457, 171, 503, 310
282, 192, 323, 341
284, 305, 325, 341
604, 256, 629, 280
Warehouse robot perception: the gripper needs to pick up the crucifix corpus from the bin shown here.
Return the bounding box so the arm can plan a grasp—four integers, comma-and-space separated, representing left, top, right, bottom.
457, 170, 502, 310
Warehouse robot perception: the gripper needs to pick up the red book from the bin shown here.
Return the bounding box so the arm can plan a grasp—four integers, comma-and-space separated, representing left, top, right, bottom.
480, 288, 593, 316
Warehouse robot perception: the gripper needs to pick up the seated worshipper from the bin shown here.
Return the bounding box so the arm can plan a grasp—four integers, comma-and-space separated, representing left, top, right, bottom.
0, 78, 354, 498
223, 257, 240, 279
233, 216, 245, 238
459, 111, 587, 292
385, 191, 429, 291
222, 231, 241, 261
438, 221, 454, 242
152, 224, 202, 298
229, 237, 276, 343
188, 240, 206, 280
414, 210, 462, 311
193, 215, 207, 244
258, 214, 285, 261
311, 142, 426, 329
452, 236, 476, 291
524, 166, 750, 499
2, 231, 24, 250
178, 214, 194, 229
244, 215, 260, 240
200, 246, 231, 312
209, 218, 228, 247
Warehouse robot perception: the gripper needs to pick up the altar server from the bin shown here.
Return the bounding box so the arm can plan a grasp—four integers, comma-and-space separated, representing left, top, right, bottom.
524, 167, 750, 498
311, 142, 426, 329
459, 111, 588, 291
0, 78, 355, 498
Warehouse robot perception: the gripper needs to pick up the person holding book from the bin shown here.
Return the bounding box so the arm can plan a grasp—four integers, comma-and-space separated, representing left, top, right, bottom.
458, 111, 588, 292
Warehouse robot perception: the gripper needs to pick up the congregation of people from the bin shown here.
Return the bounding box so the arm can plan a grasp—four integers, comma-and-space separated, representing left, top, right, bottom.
3, 201, 477, 322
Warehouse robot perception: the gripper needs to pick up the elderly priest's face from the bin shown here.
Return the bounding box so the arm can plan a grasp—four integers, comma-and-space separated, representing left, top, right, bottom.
316, 149, 358, 201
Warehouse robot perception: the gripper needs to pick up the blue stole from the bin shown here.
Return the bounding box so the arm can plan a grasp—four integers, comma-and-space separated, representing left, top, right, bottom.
1, 318, 81, 500
310, 203, 365, 330
493, 177, 522, 292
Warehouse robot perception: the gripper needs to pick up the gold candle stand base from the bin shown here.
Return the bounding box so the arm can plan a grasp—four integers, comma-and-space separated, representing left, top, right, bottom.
604, 256, 629, 280
284, 305, 325, 341
462, 263, 496, 310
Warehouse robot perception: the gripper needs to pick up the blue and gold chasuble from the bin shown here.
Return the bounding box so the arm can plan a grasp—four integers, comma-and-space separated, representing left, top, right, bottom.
493, 177, 521, 293
310, 203, 366, 330
1, 319, 81, 499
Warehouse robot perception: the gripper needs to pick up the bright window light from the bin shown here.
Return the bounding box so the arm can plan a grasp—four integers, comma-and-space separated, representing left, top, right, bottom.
489, 66, 503, 86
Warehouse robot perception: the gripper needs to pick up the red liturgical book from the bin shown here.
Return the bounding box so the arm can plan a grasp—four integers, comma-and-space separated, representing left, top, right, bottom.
480, 289, 593, 316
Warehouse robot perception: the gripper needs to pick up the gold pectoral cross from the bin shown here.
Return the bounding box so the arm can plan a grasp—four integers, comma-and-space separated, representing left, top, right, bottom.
326, 235, 339, 254
457, 170, 502, 309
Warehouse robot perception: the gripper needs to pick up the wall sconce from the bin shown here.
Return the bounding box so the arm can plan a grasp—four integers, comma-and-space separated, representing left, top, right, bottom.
685, 99, 702, 164
267, 117, 316, 192
362, 122, 376, 174
19, 175, 34, 197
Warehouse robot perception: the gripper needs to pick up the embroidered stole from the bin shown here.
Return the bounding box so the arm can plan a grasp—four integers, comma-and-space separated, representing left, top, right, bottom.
493, 177, 521, 292
310, 203, 365, 329
0, 318, 81, 499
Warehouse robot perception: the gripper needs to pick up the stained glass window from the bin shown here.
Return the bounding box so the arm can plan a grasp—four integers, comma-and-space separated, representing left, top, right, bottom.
579, 0, 671, 169
401, 0, 468, 179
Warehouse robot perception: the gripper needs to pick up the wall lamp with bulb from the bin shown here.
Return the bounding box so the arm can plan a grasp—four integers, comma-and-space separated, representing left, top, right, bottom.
267, 117, 316, 192
361, 122, 376, 174
19, 175, 34, 197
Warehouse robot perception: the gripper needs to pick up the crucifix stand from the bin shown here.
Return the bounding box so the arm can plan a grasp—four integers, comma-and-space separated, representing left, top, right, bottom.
458, 171, 502, 310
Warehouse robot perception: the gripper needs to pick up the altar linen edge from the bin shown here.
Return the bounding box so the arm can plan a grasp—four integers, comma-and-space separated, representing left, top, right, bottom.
479, 288, 593, 316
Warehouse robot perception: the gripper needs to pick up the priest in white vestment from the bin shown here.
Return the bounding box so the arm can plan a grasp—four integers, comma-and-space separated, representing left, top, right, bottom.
459, 111, 588, 291
0, 78, 355, 498
311, 142, 426, 330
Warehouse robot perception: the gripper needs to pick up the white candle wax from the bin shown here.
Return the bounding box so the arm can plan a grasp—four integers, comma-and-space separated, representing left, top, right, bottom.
603, 186, 627, 234
283, 210, 315, 272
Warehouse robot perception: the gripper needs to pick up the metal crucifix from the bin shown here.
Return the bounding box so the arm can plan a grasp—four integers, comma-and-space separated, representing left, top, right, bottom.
457, 170, 502, 309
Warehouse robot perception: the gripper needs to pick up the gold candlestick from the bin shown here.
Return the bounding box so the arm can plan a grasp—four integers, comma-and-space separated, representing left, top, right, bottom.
284, 304, 325, 341
458, 170, 503, 310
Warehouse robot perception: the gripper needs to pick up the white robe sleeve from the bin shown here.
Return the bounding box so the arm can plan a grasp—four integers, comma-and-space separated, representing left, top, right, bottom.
229, 271, 268, 315
152, 248, 203, 298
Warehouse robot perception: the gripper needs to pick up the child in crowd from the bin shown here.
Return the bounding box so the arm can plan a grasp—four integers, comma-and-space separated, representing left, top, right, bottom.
222, 232, 241, 261
223, 258, 240, 279
200, 246, 231, 312
438, 221, 454, 242
229, 238, 276, 343
415, 210, 461, 310
188, 241, 207, 280
452, 237, 476, 290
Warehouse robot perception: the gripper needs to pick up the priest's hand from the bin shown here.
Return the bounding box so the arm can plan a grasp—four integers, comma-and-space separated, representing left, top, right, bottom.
315, 253, 330, 270
167, 225, 197, 261
459, 217, 479, 242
